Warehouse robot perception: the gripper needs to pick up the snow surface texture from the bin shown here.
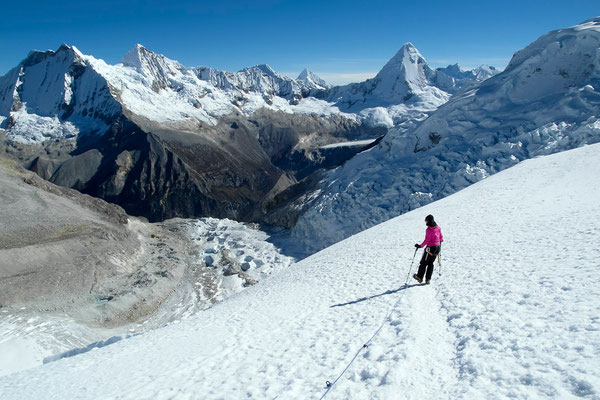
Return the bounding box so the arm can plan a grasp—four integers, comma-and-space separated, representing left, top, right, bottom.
1, 142, 598, 399
0, 42, 494, 143
291, 17, 600, 253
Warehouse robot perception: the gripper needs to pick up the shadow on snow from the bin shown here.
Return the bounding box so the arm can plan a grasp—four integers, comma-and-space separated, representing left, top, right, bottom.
330, 283, 422, 308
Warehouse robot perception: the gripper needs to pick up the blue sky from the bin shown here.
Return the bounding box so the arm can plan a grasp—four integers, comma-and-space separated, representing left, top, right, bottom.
0, 0, 597, 85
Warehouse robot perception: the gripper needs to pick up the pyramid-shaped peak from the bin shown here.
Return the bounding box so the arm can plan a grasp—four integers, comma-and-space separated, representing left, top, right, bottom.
121, 44, 179, 70
297, 68, 312, 80
256, 64, 277, 76
387, 42, 425, 63
120, 44, 184, 82
121, 44, 156, 62
121, 44, 149, 68
400, 42, 418, 51
297, 68, 323, 81
297, 68, 329, 89
377, 42, 430, 79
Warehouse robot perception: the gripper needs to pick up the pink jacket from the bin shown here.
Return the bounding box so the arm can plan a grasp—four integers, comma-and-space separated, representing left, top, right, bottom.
420, 225, 443, 248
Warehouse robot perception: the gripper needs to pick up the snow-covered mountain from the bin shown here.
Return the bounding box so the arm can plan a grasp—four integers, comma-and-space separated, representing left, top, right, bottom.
323, 43, 496, 127
2, 141, 598, 399
433, 63, 499, 93
297, 68, 330, 90
0, 39, 496, 224
326, 43, 447, 109
0, 43, 389, 222
0, 41, 493, 145
290, 17, 600, 252
0, 43, 355, 145
0, 44, 122, 143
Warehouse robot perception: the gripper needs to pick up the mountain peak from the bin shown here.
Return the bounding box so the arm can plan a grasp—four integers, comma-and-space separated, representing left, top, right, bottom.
121, 44, 175, 67
57, 43, 72, 52
370, 42, 437, 101
379, 42, 428, 75
297, 68, 311, 80
400, 42, 418, 51
392, 42, 421, 59
20, 44, 84, 70
241, 64, 277, 76
121, 44, 153, 69
57, 43, 84, 58
120, 44, 183, 80
297, 68, 329, 89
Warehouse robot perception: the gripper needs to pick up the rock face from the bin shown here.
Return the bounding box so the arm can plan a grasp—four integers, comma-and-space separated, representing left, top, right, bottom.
0, 44, 384, 222
2, 112, 381, 222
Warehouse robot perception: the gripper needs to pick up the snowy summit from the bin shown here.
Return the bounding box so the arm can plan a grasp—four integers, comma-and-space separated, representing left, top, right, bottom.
297, 68, 330, 90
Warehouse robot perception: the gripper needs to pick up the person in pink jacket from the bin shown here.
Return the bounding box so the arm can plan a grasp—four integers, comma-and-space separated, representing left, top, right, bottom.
413, 214, 443, 284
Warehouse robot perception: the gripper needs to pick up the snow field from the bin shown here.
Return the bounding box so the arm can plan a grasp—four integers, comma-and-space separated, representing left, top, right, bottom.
1, 144, 599, 399
436, 152, 600, 399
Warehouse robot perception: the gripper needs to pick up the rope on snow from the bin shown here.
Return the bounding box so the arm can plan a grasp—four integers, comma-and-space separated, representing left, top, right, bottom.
318, 281, 411, 399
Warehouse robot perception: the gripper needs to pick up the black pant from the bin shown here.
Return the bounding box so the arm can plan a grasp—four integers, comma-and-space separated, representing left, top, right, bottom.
416, 246, 440, 282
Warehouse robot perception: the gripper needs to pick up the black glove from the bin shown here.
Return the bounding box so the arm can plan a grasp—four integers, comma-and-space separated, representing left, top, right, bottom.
414, 244, 420, 249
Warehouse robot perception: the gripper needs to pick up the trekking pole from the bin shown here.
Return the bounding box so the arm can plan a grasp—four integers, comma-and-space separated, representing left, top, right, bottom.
404, 247, 419, 285
438, 254, 442, 276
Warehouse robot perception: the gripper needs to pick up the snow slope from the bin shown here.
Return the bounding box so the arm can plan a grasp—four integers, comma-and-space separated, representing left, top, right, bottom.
2, 142, 598, 399
291, 17, 600, 252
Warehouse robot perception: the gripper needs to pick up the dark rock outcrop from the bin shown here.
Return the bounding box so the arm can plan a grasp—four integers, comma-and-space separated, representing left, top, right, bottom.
2, 110, 385, 223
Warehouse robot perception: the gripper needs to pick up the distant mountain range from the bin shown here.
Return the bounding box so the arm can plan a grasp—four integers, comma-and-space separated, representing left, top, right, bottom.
289, 17, 600, 251
0, 37, 495, 224
6, 18, 598, 253
0, 41, 496, 144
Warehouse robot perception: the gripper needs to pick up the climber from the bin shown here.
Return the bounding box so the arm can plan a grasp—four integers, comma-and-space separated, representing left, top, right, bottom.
413, 214, 443, 284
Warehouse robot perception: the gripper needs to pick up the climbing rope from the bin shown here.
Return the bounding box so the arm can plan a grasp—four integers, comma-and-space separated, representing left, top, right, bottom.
319, 285, 410, 399
319, 249, 420, 399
